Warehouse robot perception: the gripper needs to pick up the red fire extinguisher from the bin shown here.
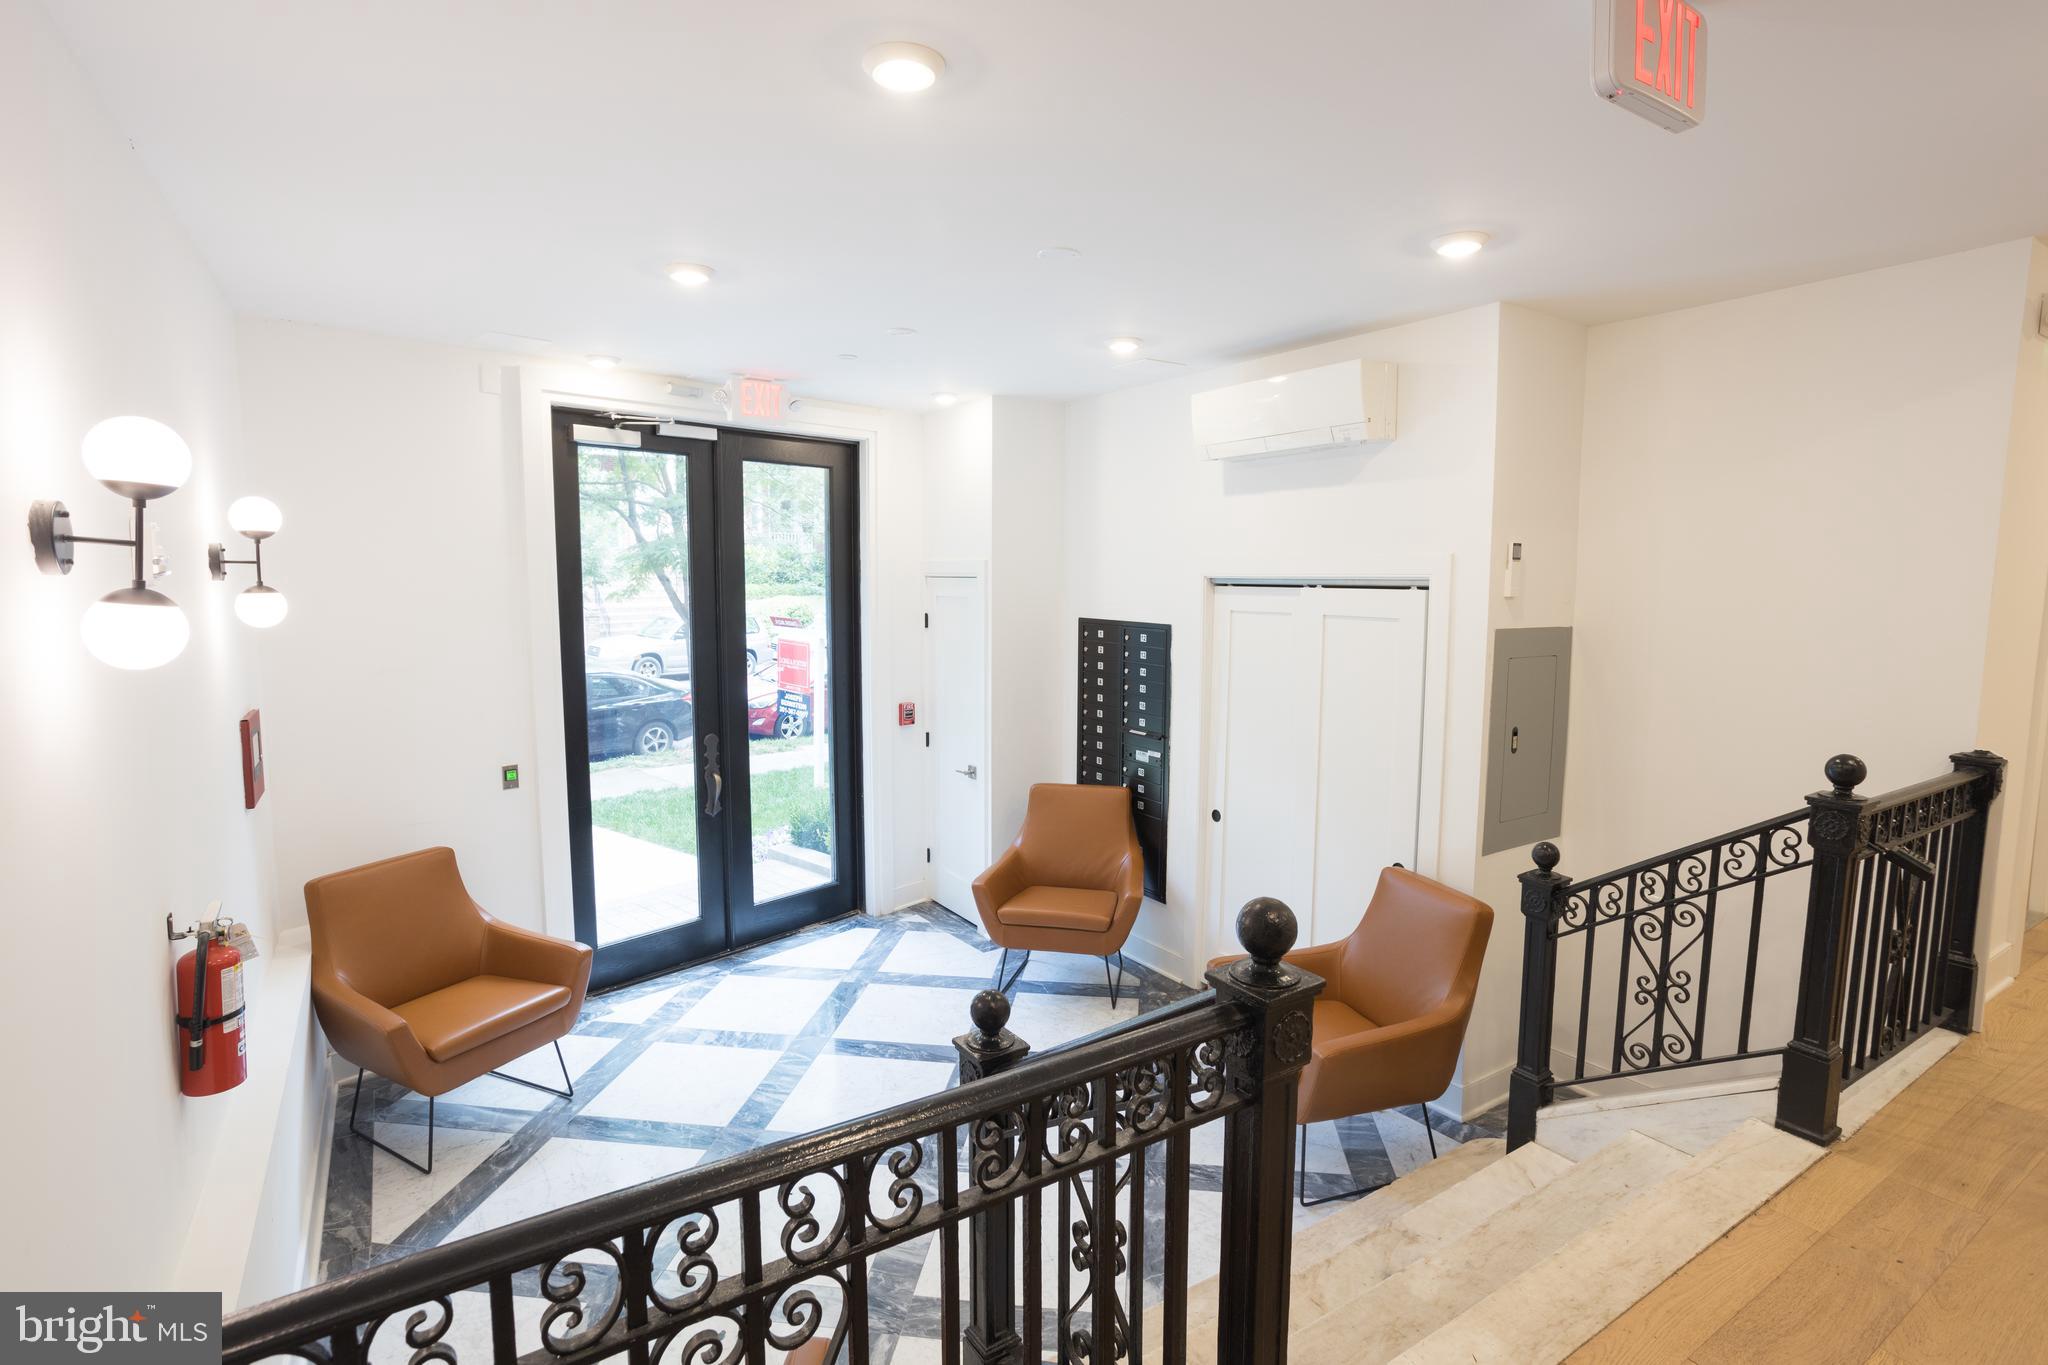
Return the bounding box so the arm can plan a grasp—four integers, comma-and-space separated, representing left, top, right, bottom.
170, 911, 249, 1097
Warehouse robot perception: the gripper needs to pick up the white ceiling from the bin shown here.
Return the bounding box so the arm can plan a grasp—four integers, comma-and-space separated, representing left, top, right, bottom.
44, 1, 2048, 410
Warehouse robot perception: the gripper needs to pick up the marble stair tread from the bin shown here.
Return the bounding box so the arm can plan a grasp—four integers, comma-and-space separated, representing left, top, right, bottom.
1149, 1136, 1509, 1350
1177, 1139, 1577, 1364
1389, 1119, 1827, 1365
1288, 1131, 1693, 1365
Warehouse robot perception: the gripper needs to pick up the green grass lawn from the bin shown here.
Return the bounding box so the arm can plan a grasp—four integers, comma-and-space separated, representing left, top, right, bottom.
591, 766, 828, 856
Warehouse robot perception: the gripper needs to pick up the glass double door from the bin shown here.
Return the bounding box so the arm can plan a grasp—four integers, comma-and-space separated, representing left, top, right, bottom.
552, 409, 859, 988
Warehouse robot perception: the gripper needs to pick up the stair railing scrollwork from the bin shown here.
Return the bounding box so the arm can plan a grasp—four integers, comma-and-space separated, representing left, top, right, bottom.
1510, 749, 2004, 1153
225, 902, 1323, 1365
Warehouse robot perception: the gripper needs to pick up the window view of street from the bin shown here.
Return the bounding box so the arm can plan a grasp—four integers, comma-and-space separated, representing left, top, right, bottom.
742, 458, 836, 908
574, 445, 836, 946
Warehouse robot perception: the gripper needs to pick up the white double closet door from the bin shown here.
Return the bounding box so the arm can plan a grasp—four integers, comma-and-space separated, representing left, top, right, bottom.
1206, 584, 1428, 953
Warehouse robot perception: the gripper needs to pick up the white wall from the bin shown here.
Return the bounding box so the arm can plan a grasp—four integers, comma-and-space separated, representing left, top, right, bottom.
1566, 241, 2037, 1062
0, 0, 308, 1292
1058, 307, 1504, 986
1463, 305, 1588, 1110
1972, 237, 2048, 994
237, 322, 546, 931
989, 398, 1071, 847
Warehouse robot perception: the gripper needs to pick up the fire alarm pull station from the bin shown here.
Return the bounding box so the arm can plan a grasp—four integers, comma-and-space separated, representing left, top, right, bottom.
168, 903, 256, 1098
899, 702, 916, 726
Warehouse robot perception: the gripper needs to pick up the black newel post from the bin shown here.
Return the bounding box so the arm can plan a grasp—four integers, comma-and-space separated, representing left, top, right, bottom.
1508, 842, 1568, 1152
1205, 898, 1325, 1365
1943, 749, 2006, 1029
1777, 754, 1869, 1145
954, 990, 1030, 1365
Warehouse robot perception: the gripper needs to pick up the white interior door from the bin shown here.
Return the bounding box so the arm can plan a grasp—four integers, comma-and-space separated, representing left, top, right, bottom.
1207, 584, 1428, 953
927, 574, 988, 917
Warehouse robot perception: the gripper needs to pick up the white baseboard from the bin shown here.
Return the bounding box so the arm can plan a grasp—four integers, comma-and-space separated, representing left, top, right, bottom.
1123, 932, 1192, 989
1446, 1056, 1514, 1120
299, 1056, 340, 1290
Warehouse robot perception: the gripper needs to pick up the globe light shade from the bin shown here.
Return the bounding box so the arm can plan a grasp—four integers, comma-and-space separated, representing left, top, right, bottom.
81, 416, 192, 499
80, 587, 190, 669
235, 584, 289, 628
227, 495, 284, 537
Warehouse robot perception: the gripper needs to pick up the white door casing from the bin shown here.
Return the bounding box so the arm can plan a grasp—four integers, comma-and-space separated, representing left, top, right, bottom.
926, 573, 989, 918
1205, 584, 1429, 952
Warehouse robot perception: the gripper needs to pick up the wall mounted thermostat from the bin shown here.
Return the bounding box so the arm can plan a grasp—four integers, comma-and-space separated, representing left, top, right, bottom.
501, 764, 521, 790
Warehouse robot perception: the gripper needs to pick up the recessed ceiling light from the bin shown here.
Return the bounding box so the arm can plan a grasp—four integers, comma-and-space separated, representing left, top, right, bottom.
1038, 246, 1081, 261
932, 392, 957, 407
885, 326, 918, 337
666, 262, 715, 288
1107, 336, 1142, 356
838, 353, 860, 361
1431, 230, 1491, 260
588, 355, 619, 369
1267, 376, 1288, 385
863, 42, 945, 94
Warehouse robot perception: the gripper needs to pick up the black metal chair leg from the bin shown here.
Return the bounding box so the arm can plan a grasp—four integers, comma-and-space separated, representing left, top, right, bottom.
348, 1067, 434, 1175
1419, 1103, 1439, 1158
1296, 1122, 1393, 1207
487, 1039, 574, 1101
994, 948, 1030, 994
1103, 954, 1124, 1008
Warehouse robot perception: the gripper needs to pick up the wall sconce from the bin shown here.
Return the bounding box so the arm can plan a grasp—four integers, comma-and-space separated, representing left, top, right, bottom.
209, 497, 288, 628
27, 416, 193, 670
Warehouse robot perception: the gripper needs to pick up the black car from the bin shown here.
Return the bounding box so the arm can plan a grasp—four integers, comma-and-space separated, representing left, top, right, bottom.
586, 670, 694, 760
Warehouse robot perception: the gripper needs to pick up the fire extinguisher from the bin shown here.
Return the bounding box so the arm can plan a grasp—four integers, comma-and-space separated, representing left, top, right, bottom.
169, 908, 249, 1097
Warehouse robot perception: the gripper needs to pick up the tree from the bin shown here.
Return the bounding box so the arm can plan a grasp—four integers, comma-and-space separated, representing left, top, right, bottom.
578, 449, 691, 625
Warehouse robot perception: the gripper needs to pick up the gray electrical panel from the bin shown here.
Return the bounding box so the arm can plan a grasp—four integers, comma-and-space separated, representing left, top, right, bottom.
1483, 627, 1573, 854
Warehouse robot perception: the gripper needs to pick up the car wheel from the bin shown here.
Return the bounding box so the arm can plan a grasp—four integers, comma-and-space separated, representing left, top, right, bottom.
745, 648, 760, 673
634, 655, 664, 678
636, 722, 675, 755
777, 712, 807, 740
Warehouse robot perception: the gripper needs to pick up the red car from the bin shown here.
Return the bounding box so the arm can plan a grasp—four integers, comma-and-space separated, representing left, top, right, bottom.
684, 676, 813, 739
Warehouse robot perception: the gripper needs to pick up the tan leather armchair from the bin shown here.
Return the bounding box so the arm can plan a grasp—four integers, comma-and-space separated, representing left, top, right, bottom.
307, 846, 592, 1173
1211, 866, 1492, 1204
972, 783, 1145, 1005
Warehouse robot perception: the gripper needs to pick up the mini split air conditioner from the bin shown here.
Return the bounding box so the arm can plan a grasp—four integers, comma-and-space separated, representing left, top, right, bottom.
1190, 359, 1397, 461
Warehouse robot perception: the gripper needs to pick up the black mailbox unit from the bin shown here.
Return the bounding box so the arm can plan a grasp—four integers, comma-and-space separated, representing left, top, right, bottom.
1076, 617, 1171, 901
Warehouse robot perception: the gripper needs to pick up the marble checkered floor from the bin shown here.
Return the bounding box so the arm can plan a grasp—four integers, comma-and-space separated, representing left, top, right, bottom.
317, 903, 1502, 1362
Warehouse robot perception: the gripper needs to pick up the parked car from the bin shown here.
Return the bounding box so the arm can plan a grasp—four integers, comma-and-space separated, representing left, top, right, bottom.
585, 670, 693, 759
678, 675, 812, 740
585, 613, 775, 678
587, 615, 690, 679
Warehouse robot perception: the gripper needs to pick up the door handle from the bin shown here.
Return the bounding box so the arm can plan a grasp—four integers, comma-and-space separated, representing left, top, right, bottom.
702, 733, 723, 816
957, 764, 978, 779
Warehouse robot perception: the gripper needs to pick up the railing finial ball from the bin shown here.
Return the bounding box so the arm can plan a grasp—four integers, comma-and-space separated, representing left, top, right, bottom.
968, 988, 1011, 1044
1236, 897, 1297, 967
1825, 753, 1867, 796
1532, 841, 1561, 873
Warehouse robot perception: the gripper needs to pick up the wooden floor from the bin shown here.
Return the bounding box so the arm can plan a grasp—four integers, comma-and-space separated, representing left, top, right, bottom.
1572, 918, 2048, 1365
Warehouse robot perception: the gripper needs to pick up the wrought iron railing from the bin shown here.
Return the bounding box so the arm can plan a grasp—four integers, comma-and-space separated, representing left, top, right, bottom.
1509, 750, 2004, 1151
225, 899, 1323, 1365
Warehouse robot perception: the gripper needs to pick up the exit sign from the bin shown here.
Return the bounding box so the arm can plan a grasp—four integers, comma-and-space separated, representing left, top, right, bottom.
1593, 0, 1708, 133
736, 377, 785, 422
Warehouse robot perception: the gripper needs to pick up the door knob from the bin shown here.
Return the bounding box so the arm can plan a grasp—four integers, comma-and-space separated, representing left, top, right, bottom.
957, 764, 978, 778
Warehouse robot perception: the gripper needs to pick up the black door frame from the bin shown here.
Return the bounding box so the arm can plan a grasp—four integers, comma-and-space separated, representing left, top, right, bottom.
551, 408, 863, 988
